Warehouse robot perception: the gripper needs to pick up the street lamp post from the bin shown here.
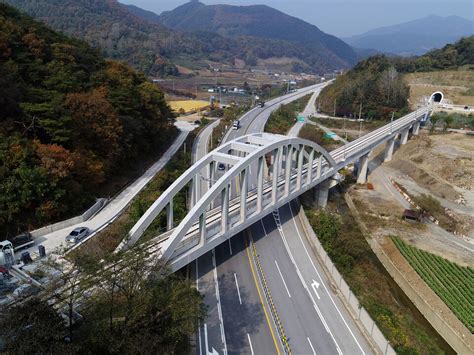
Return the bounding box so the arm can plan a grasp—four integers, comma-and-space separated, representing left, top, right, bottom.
390, 111, 394, 134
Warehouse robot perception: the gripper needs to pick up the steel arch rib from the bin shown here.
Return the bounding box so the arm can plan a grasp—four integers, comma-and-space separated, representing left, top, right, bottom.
159, 133, 336, 261
121, 133, 335, 253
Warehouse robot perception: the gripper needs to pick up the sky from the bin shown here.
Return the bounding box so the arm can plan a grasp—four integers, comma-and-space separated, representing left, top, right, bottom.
120, 0, 473, 37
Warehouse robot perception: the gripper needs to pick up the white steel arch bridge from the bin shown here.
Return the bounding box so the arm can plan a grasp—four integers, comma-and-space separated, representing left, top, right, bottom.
117, 106, 431, 271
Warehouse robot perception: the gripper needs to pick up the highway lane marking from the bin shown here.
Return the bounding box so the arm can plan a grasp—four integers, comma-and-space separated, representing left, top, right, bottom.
212, 249, 228, 355
288, 203, 366, 354
311, 280, 321, 300
307, 337, 317, 355
274, 208, 343, 355
247, 334, 255, 355
244, 235, 281, 355
234, 273, 242, 305
204, 323, 209, 355
274, 260, 292, 298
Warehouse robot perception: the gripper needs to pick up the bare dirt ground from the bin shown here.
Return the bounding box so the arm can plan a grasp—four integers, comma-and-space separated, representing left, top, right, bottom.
405, 70, 474, 107
348, 133, 474, 268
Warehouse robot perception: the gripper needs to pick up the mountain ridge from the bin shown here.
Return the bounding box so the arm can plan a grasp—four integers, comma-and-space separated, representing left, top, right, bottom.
3, 0, 357, 74
344, 15, 474, 56
157, 1, 357, 67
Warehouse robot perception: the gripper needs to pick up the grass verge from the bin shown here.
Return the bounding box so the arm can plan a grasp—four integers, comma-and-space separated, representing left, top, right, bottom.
301, 190, 454, 354
265, 94, 312, 134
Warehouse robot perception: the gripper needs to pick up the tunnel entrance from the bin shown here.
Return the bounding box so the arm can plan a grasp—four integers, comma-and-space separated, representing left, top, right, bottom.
430, 91, 443, 103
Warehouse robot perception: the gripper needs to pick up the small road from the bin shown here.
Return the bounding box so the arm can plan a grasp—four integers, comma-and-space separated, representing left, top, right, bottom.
25, 129, 190, 256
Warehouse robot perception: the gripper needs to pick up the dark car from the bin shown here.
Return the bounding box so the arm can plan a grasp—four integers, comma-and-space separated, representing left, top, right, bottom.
217, 163, 226, 171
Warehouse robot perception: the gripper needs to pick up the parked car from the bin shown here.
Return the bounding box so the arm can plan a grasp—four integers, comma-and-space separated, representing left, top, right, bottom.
65, 227, 90, 244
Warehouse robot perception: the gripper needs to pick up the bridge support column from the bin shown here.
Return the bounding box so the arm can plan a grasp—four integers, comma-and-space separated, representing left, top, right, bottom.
316, 180, 330, 208
384, 138, 395, 162
400, 129, 409, 145
297, 145, 304, 190
285, 145, 292, 196
166, 200, 173, 230
199, 211, 206, 246
221, 184, 229, 233
413, 121, 420, 135
272, 149, 280, 204
307, 149, 315, 186
317, 155, 322, 178
257, 156, 264, 212
208, 161, 215, 189
240, 168, 248, 222
356, 153, 370, 184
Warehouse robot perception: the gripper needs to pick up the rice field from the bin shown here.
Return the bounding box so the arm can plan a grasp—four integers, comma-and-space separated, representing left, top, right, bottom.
392, 236, 474, 332
169, 100, 210, 113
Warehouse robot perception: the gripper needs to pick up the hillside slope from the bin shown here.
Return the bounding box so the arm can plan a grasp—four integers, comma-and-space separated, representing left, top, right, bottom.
158, 0, 357, 68
0, 3, 176, 237
345, 15, 474, 56
4, 0, 355, 74
1, 0, 203, 76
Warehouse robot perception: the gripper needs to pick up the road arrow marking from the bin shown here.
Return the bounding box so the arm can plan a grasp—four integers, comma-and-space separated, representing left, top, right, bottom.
311, 280, 321, 300
209, 347, 219, 355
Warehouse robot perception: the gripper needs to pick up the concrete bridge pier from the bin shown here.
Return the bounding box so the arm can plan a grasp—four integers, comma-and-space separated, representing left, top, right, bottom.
400, 129, 409, 145
413, 121, 420, 135
356, 153, 370, 184
315, 180, 330, 208
384, 138, 395, 162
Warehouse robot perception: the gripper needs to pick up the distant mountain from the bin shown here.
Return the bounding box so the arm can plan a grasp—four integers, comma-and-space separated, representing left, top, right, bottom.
157, 1, 357, 68
344, 15, 474, 56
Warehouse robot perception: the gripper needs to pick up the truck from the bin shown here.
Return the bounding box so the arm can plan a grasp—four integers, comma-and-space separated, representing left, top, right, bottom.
9, 232, 34, 252
233, 120, 241, 130
258, 101, 265, 108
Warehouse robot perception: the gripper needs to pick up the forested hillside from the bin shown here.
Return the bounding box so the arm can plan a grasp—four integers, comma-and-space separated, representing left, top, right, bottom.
318, 56, 410, 120
3, 0, 356, 75
318, 36, 474, 119
158, 1, 357, 69
392, 35, 474, 71
0, 4, 176, 237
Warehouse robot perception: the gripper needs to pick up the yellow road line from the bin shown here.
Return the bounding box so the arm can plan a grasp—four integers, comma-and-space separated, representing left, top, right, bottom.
244, 233, 281, 355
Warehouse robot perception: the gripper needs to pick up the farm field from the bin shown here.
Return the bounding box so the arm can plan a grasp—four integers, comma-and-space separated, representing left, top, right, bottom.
392, 237, 474, 333
169, 100, 210, 113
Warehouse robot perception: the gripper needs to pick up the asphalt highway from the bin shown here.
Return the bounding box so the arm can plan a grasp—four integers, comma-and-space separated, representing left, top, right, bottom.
191, 82, 372, 355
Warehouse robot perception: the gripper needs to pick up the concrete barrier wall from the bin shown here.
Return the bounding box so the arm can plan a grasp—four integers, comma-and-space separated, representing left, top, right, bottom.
30, 198, 107, 238
297, 203, 396, 355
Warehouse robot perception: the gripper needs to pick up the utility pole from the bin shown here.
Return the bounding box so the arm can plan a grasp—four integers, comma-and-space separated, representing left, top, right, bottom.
344, 115, 347, 140
333, 98, 337, 117
359, 102, 363, 137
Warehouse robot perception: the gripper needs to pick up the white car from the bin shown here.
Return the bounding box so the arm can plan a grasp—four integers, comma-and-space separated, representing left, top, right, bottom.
65, 227, 90, 244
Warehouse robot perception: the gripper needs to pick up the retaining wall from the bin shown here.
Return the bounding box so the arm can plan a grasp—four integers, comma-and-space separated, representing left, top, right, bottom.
30, 198, 107, 238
